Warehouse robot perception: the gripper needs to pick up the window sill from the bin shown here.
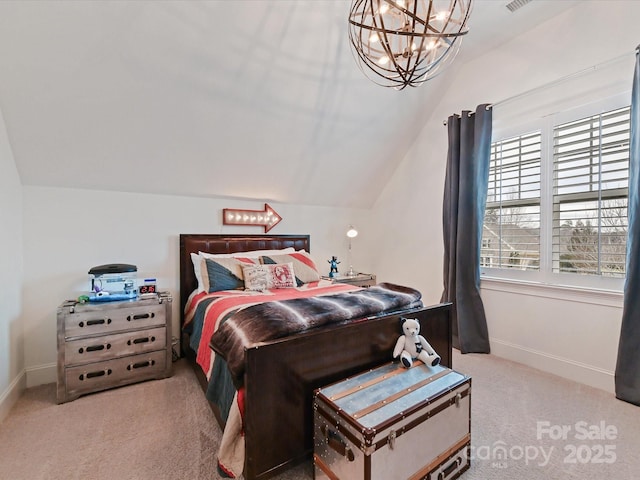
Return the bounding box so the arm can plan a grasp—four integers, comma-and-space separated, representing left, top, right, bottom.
480, 276, 624, 308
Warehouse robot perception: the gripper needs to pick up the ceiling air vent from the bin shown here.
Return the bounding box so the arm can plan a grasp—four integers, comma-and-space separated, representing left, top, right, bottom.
506, 0, 533, 13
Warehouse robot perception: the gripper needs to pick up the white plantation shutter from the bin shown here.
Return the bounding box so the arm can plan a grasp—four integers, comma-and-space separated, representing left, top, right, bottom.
482, 132, 541, 270
552, 107, 630, 277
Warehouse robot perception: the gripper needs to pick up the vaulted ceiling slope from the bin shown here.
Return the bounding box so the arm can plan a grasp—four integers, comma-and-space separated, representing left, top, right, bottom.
0, 1, 578, 208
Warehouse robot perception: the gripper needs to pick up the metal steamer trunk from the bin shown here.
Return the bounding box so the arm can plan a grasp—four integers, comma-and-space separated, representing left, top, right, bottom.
313, 362, 471, 480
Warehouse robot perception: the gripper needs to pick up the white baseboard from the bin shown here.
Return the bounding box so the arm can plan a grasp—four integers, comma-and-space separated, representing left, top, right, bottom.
0, 370, 26, 423
490, 338, 615, 394
25, 363, 56, 388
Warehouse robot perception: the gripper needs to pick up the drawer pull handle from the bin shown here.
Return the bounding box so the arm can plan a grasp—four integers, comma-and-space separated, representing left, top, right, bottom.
127, 312, 155, 321
128, 335, 156, 346
79, 343, 111, 354
79, 369, 112, 381
79, 318, 111, 328
127, 360, 155, 370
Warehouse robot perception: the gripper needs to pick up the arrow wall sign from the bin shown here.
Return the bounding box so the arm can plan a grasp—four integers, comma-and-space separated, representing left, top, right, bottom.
222, 203, 283, 233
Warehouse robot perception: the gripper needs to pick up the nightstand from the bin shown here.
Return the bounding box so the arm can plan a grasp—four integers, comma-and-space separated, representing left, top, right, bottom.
56, 292, 173, 404
324, 273, 377, 288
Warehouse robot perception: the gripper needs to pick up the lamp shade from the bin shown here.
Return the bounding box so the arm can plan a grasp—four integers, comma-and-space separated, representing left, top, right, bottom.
346, 226, 359, 238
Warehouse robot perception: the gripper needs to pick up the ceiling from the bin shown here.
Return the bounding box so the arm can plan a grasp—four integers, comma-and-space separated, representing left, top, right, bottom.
0, 0, 579, 209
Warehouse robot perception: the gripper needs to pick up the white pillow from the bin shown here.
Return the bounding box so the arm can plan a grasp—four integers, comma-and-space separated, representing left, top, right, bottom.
191, 248, 296, 293
191, 253, 205, 293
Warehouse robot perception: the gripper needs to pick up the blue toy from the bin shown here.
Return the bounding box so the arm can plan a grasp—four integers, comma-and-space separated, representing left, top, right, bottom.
328, 256, 340, 278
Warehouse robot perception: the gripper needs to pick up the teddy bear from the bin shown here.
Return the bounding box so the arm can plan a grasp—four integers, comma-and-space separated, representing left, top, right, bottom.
393, 317, 441, 368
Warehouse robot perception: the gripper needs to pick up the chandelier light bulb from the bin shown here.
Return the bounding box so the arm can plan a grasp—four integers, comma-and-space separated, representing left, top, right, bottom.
435, 10, 449, 21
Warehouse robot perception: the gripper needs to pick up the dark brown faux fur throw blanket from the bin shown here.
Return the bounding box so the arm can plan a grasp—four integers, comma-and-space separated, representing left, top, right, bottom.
209, 282, 423, 386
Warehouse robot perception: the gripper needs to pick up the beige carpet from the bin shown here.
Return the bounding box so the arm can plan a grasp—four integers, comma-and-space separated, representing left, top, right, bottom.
1, 351, 639, 479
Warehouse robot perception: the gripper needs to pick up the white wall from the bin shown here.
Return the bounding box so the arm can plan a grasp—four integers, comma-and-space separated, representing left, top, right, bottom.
0, 107, 24, 421
21, 186, 373, 386
371, 1, 640, 393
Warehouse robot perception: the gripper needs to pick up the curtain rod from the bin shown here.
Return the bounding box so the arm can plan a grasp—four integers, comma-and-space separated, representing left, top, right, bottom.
443, 46, 639, 126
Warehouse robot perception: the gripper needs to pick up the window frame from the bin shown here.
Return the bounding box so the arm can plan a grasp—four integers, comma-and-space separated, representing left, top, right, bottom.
481, 93, 630, 292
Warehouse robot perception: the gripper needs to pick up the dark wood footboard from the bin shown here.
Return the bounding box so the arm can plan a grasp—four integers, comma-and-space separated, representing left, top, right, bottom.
243, 302, 452, 480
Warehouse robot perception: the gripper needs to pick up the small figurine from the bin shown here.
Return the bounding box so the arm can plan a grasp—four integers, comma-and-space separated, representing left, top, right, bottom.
328, 256, 340, 278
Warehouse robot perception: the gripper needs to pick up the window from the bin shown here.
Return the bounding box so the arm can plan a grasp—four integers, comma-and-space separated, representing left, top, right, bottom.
552, 107, 630, 277
482, 132, 541, 271
482, 104, 630, 287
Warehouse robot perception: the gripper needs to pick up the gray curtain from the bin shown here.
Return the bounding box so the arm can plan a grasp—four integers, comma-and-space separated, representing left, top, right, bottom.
441, 104, 492, 353
615, 46, 640, 405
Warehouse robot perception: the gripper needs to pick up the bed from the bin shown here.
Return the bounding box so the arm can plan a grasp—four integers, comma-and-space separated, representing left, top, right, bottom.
179, 234, 452, 480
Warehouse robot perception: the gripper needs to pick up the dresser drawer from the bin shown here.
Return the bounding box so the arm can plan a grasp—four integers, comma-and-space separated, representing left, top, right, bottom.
64, 326, 166, 366
64, 350, 167, 398
63, 302, 166, 338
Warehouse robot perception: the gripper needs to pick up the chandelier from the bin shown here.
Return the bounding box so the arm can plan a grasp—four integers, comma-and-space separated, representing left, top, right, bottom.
348, 0, 473, 90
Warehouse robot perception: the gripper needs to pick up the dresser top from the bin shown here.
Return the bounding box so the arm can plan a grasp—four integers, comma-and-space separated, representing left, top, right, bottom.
59, 292, 172, 314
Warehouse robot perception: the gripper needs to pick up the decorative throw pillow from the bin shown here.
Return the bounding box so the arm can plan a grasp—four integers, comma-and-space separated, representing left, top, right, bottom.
242, 263, 296, 291
200, 256, 259, 293
260, 251, 320, 286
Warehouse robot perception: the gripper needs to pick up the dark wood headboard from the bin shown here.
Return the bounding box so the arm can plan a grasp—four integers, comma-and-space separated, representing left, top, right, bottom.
179, 234, 311, 325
